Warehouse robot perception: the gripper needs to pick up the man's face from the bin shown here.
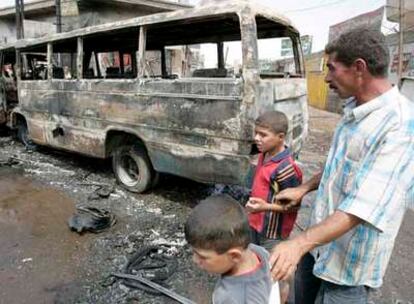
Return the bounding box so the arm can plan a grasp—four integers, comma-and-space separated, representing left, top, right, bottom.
254, 126, 284, 155
191, 247, 235, 274
325, 53, 359, 99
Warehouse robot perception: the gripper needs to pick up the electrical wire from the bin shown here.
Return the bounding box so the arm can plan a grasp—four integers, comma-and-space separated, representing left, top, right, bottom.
285, 0, 344, 13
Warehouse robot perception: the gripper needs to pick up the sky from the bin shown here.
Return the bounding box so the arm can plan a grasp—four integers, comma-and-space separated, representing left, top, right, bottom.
0, 0, 390, 52
192, 0, 389, 51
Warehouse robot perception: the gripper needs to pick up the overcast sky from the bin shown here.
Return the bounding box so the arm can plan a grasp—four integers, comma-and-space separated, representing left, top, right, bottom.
0, 0, 389, 51
191, 0, 388, 51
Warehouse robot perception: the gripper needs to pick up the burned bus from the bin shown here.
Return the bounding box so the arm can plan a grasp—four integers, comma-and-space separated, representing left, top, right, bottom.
10, 1, 308, 192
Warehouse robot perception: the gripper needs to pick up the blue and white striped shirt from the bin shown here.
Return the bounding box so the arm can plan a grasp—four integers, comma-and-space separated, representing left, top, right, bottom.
310, 86, 414, 288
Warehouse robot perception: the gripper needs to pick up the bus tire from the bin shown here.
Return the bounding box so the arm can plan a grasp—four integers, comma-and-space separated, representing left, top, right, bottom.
112, 145, 153, 193
151, 171, 160, 189
17, 122, 37, 150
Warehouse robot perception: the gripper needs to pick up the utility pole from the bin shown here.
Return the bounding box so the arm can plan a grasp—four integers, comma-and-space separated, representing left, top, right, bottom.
15, 0, 24, 39
397, 0, 404, 87
55, 0, 62, 33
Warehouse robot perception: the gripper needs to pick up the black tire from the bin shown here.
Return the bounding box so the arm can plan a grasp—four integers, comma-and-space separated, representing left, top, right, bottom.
17, 122, 37, 150
151, 171, 160, 189
112, 145, 153, 193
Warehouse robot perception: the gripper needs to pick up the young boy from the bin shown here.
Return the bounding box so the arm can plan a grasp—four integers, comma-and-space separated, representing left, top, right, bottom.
185, 195, 274, 304
246, 110, 302, 249
245, 111, 302, 303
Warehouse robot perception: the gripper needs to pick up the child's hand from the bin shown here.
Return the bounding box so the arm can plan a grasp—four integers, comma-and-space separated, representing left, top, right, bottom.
245, 197, 270, 213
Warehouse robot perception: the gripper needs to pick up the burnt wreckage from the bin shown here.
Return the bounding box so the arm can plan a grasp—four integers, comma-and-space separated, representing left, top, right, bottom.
2, 1, 308, 192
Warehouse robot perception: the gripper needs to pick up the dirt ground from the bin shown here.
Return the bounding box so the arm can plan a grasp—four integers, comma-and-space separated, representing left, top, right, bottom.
0, 107, 412, 304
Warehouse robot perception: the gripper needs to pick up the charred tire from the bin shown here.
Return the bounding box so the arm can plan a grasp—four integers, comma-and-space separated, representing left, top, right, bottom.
17, 122, 37, 150
112, 145, 153, 193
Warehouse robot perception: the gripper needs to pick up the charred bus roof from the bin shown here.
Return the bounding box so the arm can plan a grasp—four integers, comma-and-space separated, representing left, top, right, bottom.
0, 43, 16, 53
14, 1, 299, 52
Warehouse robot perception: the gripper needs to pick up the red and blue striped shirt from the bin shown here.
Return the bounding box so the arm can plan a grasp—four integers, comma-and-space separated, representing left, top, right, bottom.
249, 148, 302, 239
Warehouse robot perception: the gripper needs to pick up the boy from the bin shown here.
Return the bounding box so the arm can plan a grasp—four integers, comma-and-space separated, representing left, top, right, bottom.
185, 195, 274, 304
246, 110, 302, 248
245, 111, 302, 303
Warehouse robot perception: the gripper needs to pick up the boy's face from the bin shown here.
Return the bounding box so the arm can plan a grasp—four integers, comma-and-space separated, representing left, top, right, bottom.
191, 247, 237, 275
254, 126, 284, 155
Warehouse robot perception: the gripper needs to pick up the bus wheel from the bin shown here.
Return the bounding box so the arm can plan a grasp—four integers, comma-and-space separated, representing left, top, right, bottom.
17, 122, 37, 150
151, 171, 160, 189
112, 145, 153, 193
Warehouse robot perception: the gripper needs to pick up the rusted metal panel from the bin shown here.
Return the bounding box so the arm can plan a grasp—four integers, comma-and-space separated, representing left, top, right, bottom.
257, 78, 308, 155
17, 78, 245, 164
147, 141, 252, 185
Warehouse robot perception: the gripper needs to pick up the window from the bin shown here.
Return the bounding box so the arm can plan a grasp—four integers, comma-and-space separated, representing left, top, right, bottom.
52, 39, 77, 79
20, 46, 47, 81
256, 16, 302, 78
258, 37, 297, 76
82, 28, 139, 79
146, 13, 242, 79
164, 43, 220, 78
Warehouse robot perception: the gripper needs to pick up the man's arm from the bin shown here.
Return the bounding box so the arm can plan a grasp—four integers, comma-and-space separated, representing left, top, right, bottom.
245, 197, 290, 213
269, 210, 361, 281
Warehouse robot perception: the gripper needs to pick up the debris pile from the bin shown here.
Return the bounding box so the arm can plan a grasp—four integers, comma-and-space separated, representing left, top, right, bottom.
68, 206, 116, 234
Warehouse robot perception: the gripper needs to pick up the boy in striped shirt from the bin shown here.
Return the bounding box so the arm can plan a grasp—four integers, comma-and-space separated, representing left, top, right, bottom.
246, 111, 302, 302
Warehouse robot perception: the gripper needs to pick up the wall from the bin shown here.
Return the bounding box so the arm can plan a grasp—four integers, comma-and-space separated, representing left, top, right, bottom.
0, 1, 186, 47
305, 51, 329, 110
0, 18, 55, 44
386, 31, 414, 85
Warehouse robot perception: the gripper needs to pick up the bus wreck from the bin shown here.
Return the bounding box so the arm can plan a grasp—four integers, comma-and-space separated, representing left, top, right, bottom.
10, 1, 308, 193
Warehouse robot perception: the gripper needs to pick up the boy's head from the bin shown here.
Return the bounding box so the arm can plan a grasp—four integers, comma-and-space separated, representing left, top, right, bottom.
254, 111, 288, 155
185, 195, 250, 274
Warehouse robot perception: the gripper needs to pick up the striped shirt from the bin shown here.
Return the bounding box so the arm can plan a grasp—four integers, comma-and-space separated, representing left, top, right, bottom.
310, 86, 414, 288
249, 148, 302, 239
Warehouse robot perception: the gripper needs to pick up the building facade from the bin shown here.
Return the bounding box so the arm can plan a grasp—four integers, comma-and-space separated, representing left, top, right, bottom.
0, 0, 191, 46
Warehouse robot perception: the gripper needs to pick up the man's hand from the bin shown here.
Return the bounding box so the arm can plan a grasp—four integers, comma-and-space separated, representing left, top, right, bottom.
275, 187, 306, 210
269, 211, 362, 281
245, 197, 270, 213
269, 239, 305, 281
275, 171, 323, 211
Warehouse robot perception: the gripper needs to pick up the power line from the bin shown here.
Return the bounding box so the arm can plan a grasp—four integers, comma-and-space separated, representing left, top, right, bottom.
285, 0, 344, 13
286, 0, 385, 13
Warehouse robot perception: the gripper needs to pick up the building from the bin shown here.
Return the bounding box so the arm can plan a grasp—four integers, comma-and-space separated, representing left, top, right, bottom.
0, 0, 191, 46
328, 6, 385, 42
306, 5, 406, 113
385, 0, 414, 84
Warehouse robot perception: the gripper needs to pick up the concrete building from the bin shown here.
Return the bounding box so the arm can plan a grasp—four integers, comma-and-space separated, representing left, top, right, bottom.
306, 4, 414, 113
0, 0, 191, 46
386, 0, 414, 84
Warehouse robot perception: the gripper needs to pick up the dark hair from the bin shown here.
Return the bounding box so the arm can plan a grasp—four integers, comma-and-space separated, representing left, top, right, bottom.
255, 111, 288, 135
184, 195, 250, 254
325, 27, 389, 77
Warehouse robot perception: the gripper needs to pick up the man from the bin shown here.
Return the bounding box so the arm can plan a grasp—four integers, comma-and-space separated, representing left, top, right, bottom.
269, 27, 414, 304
